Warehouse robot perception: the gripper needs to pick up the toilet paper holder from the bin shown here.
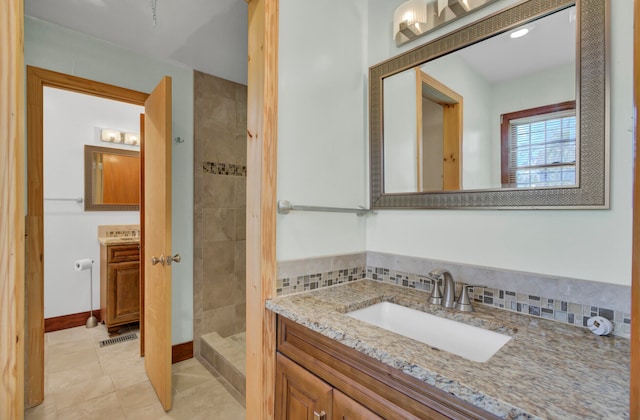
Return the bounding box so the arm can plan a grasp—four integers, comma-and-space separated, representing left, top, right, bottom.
74, 259, 97, 328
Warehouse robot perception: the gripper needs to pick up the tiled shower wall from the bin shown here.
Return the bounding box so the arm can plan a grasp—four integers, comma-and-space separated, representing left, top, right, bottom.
193, 71, 247, 355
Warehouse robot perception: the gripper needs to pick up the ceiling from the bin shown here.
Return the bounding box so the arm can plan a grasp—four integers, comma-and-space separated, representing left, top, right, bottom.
455, 6, 576, 84
24, 0, 249, 85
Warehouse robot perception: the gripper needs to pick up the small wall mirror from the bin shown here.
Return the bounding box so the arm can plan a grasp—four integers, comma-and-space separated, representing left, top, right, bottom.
84, 145, 140, 211
370, 0, 609, 209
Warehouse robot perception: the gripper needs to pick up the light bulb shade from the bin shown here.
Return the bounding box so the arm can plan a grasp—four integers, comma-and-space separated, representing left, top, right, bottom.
101, 129, 122, 143
123, 133, 139, 145
100, 128, 140, 147
394, 0, 429, 43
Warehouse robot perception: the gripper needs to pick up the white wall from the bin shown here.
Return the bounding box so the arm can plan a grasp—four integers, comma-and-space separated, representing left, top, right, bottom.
383, 70, 418, 192
365, 0, 634, 285
276, 0, 369, 260
26, 17, 194, 344
43, 87, 142, 319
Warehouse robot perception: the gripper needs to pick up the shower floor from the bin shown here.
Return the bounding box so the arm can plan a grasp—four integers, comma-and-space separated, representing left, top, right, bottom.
200, 331, 246, 399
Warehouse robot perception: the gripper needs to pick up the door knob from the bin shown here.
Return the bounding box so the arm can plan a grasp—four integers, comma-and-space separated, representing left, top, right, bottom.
166, 253, 181, 265
151, 255, 165, 266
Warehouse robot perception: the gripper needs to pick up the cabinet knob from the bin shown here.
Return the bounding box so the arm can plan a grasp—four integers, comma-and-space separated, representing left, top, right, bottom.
166, 253, 181, 265
151, 255, 165, 266
313, 411, 326, 420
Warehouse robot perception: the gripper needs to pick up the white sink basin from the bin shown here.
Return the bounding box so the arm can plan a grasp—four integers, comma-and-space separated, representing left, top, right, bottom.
346, 302, 512, 362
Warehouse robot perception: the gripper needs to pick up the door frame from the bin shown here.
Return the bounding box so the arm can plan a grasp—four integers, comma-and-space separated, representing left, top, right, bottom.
245, 0, 279, 418
415, 69, 462, 191
24, 66, 148, 406
1, 0, 25, 417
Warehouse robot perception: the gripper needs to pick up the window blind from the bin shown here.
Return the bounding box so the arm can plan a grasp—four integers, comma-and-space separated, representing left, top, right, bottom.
508, 109, 576, 188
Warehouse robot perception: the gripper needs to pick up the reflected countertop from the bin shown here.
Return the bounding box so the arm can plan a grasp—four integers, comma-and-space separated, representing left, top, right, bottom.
266, 279, 629, 420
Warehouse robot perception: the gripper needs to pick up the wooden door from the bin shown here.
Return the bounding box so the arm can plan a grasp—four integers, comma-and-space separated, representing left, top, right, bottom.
143, 76, 173, 411
275, 353, 333, 420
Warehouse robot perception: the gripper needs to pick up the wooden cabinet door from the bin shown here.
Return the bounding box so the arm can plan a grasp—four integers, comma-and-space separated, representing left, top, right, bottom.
107, 260, 140, 325
333, 390, 382, 420
276, 353, 333, 420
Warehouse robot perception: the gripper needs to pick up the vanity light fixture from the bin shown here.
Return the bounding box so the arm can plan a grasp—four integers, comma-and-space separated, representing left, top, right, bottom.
394, 0, 497, 46
394, 0, 429, 43
100, 128, 140, 146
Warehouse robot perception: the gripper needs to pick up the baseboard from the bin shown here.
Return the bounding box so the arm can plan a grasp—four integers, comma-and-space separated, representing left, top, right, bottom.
172, 341, 194, 364
44, 310, 102, 333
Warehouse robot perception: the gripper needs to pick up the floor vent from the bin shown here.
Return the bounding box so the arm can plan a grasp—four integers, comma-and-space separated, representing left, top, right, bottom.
99, 333, 137, 347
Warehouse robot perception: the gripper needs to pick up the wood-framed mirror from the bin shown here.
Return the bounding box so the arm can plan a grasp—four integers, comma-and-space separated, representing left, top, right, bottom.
84, 145, 140, 211
370, 0, 609, 209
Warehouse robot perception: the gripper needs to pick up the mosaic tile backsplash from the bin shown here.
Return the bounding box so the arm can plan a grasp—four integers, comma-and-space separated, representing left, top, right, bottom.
366, 266, 631, 337
277, 267, 366, 295
277, 252, 631, 338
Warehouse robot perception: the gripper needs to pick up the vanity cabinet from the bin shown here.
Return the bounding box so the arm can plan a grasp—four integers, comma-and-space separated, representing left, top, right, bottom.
100, 243, 140, 334
276, 352, 381, 420
276, 316, 499, 420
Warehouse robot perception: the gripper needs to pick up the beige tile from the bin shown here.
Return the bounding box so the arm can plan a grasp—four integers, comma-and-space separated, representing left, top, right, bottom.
203, 174, 234, 209
203, 241, 235, 275
116, 380, 159, 411
47, 360, 104, 391
235, 135, 247, 167
235, 208, 246, 241
203, 273, 235, 311
46, 326, 95, 345
234, 241, 246, 273
24, 394, 57, 420
53, 375, 114, 410
234, 176, 246, 208
203, 208, 235, 241
47, 344, 99, 373
169, 380, 245, 420
203, 128, 236, 165
124, 399, 167, 420
103, 356, 148, 390
234, 271, 246, 304
234, 303, 246, 335
202, 306, 235, 337
172, 359, 217, 395
56, 392, 125, 420
193, 210, 203, 247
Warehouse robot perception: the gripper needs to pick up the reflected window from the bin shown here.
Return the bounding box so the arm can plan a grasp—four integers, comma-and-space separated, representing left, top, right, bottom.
501, 101, 576, 188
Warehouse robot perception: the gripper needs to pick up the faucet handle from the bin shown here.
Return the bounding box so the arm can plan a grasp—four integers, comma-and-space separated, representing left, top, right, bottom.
455, 284, 487, 312
428, 276, 443, 305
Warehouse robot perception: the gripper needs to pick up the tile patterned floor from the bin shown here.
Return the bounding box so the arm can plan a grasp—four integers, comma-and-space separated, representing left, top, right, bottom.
24, 324, 245, 420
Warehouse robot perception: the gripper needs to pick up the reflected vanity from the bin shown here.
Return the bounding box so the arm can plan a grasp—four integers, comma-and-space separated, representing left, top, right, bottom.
371, 0, 608, 209
84, 145, 140, 211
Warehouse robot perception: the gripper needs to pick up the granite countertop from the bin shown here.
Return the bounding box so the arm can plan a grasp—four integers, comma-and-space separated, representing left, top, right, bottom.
266, 279, 630, 420
98, 237, 140, 246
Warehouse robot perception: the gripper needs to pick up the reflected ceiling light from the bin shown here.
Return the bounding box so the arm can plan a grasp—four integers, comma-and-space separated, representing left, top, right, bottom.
510, 28, 529, 39
100, 128, 140, 146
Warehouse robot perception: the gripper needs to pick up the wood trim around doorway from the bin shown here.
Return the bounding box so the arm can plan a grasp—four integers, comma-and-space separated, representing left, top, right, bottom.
25, 66, 148, 407
246, 0, 279, 418
1, 0, 25, 417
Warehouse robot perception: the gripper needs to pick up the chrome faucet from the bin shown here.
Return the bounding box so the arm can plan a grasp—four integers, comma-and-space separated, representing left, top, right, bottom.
428, 269, 456, 308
